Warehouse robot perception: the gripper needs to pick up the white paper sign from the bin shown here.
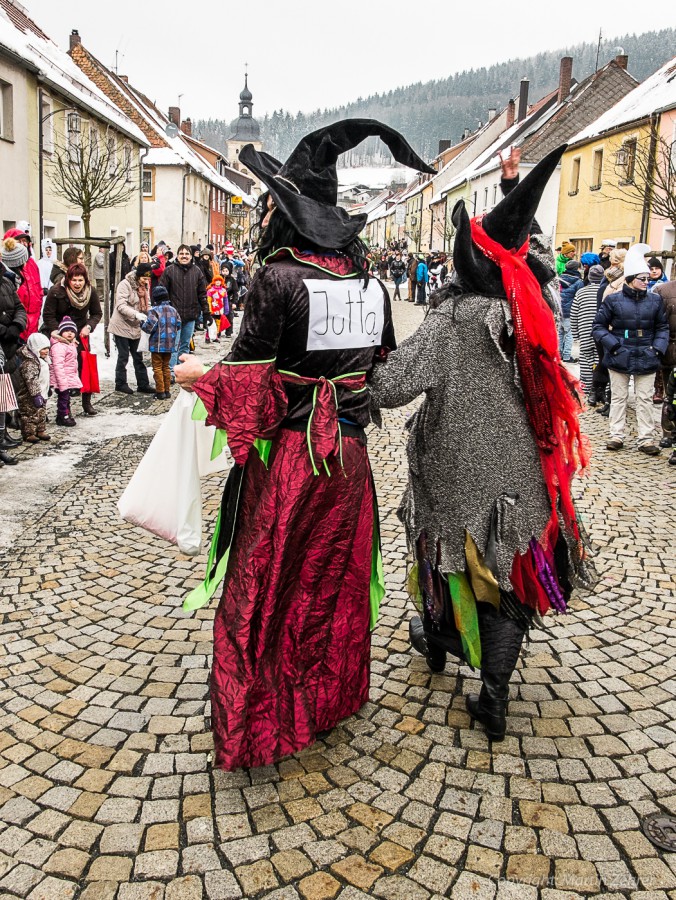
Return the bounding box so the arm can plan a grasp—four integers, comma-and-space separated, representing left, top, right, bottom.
304, 278, 385, 351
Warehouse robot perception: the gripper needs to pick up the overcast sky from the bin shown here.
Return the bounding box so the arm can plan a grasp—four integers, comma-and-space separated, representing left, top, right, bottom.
28, 0, 673, 123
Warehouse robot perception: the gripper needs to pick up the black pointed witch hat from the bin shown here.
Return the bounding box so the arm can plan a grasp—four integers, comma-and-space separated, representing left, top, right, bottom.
451, 145, 567, 295
240, 119, 435, 249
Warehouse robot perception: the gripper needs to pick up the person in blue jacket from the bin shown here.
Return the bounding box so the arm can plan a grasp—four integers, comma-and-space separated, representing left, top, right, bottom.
559, 259, 584, 362
415, 256, 429, 306
648, 256, 668, 291
592, 243, 669, 455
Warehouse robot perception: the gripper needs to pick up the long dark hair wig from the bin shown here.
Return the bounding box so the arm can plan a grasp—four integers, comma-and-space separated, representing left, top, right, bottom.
252, 192, 370, 286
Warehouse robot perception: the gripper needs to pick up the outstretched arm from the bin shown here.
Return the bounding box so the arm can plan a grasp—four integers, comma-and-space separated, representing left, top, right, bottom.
370, 308, 446, 409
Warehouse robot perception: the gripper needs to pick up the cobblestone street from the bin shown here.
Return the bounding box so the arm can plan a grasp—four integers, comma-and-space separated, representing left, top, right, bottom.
1, 294, 675, 900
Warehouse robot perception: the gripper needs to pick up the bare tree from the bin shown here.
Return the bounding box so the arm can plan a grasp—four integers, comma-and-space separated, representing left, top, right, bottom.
48, 119, 138, 241
606, 123, 676, 279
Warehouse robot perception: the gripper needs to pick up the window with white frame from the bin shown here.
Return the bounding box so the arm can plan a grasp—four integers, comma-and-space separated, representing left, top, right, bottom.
0, 79, 13, 140
67, 112, 81, 163
569, 156, 580, 194
142, 168, 153, 196
89, 124, 99, 166
124, 143, 132, 182
590, 149, 603, 190
107, 134, 116, 175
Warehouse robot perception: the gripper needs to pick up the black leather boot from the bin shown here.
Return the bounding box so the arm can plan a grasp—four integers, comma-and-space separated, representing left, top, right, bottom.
466, 600, 529, 741
82, 393, 98, 416
586, 388, 598, 407
409, 616, 447, 673
466, 672, 510, 741
0, 449, 18, 466
0, 429, 21, 449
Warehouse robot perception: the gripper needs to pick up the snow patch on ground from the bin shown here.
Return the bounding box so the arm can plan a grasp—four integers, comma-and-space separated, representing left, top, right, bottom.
0, 410, 161, 551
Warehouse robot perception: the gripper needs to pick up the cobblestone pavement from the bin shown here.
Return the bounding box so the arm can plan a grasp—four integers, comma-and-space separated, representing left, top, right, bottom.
1, 292, 675, 900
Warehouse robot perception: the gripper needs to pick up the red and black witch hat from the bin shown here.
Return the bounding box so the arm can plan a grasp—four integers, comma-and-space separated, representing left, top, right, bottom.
239, 119, 435, 248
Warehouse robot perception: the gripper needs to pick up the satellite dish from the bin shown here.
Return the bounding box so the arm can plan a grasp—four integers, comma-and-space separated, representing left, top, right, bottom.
165, 122, 179, 138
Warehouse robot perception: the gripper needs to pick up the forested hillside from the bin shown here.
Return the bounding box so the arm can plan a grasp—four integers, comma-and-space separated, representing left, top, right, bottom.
196, 30, 676, 167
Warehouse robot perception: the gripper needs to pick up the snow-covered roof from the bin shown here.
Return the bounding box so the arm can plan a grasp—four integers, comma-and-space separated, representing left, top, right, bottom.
570, 55, 676, 144
91, 73, 255, 206
143, 142, 254, 205
0, 7, 147, 146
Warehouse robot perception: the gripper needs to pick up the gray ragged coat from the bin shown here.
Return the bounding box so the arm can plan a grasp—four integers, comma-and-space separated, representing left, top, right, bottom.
370, 293, 552, 587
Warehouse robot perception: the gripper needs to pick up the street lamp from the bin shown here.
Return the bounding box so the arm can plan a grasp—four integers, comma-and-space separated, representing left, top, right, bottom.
38, 88, 80, 241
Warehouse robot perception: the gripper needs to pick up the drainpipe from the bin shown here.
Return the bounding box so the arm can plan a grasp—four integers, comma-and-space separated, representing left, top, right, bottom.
139, 148, 147, 247
38, 87, 44, 242
181, 165, 190, 243
639, 113, 659, 243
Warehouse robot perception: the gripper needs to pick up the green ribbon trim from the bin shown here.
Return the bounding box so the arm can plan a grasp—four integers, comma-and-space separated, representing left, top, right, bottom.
278, 369, 368, 477
253, 438, 272, 467
192, 397, 207, 421
369, 508, 385, 631
263, 247, 361, 279
182, 506, 229, 612
448, 572, 482, 669
212, 429, 229, 461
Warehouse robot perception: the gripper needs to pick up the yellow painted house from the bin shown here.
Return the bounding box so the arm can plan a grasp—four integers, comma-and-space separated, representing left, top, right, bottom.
556, 55, 676, 259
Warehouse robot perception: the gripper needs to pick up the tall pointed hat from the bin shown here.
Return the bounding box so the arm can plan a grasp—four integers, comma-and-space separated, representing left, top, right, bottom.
451, 145, 567, 295
240, 119, 435, 248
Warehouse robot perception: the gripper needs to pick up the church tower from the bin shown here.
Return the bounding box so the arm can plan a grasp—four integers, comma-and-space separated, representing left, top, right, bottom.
225, 70, 262, 174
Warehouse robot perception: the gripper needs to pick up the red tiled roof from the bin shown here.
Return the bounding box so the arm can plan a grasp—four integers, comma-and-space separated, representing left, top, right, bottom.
0, 0, 50, 41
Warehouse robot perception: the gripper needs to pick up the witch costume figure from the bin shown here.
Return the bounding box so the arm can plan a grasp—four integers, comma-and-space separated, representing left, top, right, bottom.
370, 146, 596, 742
174, 120, 434, 770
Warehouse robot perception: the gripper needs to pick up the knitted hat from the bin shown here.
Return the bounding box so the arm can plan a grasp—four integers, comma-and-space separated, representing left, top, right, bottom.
565, 259, 581, 274
648, 256, 663, 271
624, 242, 651, 279
561, 241, 575, 255
588, 264, 604, 284
135, 262, 153, 279
2, 237, 29, 269
151, 286, 169, 305
58, 317, 78, 335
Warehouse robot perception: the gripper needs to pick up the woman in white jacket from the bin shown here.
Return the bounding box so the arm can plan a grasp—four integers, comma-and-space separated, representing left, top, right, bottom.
108, 263, 155, 395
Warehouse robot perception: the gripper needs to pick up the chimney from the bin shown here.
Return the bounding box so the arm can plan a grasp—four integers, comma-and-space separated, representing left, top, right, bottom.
615, 53, 628, 70
438, 139, 452, 154
517, 78, 529, 123
168, 107, 180, 127
69, 29, 81, 51
488, 108, 497, 121
181, 118, 192, 137
506, 99, 516, 129
557, 56, 573, 104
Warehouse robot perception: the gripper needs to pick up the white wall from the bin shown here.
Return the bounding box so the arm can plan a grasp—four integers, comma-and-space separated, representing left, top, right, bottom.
0, 57, 31, 230
142, 166, 184, 249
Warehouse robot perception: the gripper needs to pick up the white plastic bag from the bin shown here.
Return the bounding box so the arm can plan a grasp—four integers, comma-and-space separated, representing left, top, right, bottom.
137, 329, 150, 353
118, 390, 230, 555
207, 320, 218, 342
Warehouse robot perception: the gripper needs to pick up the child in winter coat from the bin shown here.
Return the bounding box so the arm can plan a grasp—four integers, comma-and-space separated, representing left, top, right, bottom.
141, 286, 181, 399
15, 332, 51, 443
205, 276, 230, 344
50, 317, 82, 426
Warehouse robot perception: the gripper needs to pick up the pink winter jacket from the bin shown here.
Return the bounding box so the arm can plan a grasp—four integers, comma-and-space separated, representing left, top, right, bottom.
50, 337, 82, 391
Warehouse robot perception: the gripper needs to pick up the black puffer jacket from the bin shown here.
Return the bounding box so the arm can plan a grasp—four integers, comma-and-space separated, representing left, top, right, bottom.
0, 269, 28, 373
592, 284, 669, 375
160, 261, 208, 323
